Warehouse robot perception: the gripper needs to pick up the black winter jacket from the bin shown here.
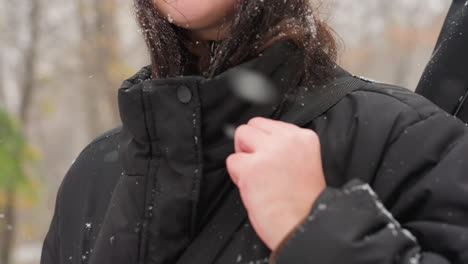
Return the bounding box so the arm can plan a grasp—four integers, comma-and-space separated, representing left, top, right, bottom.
41, 41, 468, 264
417, 0, 468, 122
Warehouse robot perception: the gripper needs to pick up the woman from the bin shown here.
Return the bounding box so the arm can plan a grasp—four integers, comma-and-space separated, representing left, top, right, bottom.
41, 0, 468, 263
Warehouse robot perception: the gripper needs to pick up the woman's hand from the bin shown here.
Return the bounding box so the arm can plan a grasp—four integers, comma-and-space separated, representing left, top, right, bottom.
226, 117, 326, 251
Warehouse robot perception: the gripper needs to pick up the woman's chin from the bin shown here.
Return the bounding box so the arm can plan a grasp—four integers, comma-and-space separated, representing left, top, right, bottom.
172, 13, 230, 28
170, 14, 232, 40
153, 0, 236, 36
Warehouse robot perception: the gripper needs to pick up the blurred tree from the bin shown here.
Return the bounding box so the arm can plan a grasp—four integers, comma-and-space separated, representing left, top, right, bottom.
0, 49, 4, 107
0, 0, 42, 263
332, 0, 448, 89
76, 0, 126, 138
76, 0, 103, 137
0, 0, 6, 107
0, 110, 36, 264
20, 0, 41, 125
94, 0, 125, 123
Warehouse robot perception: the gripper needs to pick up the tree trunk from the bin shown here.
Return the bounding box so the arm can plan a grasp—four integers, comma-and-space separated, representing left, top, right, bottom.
0, 0, 6, 107
0, 189, 15, 264
76, 0, 103, 138
0, 48, 4, 107
93, 0, 121, 126
0, 1, 41, 263
19, 0, 41, 125
77, 0, 121, 139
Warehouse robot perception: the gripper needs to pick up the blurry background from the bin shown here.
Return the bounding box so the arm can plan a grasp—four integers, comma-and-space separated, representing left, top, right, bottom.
0, 0, 452, 263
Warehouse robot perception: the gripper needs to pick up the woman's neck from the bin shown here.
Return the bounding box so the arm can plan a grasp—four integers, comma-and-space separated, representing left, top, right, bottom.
184, 39, 219, 75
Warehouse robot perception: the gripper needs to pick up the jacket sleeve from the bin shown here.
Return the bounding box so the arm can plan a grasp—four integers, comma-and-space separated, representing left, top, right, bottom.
270, 112, 468, 264
416, 0, 468, 122
40, 186, 62, 264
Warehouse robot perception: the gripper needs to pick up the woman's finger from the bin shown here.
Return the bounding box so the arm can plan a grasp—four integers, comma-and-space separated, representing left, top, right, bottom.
226, 152, 250, 185
248, 117, 296, 134
234, 124, 268, 153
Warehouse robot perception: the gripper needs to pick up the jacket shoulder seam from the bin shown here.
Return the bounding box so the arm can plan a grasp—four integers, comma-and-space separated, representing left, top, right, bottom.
81, 126, 122, 154
352, 84, 430, 120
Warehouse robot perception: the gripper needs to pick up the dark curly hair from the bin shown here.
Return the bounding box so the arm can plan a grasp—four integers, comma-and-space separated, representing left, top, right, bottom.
133, 0, 337, 84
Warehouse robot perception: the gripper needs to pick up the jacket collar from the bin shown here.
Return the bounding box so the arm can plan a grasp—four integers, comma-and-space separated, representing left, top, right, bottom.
118, 40, 304, 143
117, 41, 305, 178
114, 41, 305, 263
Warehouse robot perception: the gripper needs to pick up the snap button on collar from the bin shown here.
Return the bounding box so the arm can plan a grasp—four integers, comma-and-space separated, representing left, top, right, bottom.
177, 85, 192, 104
